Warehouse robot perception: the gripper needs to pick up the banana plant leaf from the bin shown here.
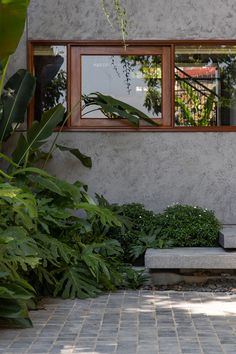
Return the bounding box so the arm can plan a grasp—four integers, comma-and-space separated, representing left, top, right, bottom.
0, 69, 36, 142
12, 104, 65, 165
56, 144, 92, 168
0, 0, 30, 66
82, 92, 160, 127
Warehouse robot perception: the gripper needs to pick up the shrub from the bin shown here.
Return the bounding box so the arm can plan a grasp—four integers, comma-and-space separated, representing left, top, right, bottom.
156, 204, 221, 247
106, 203, 170, 262
108, 203, 157, 248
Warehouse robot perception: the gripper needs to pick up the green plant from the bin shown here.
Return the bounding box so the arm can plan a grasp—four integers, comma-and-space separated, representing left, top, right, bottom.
100, 0, 128, 47
129, 228, 173, 261
0, 164, 130, 303
107, 203, 160, 251
0, 183, 40, 327
0, 70, 36, 144
43, 70, 67, 111
175, 77, 216, 127
121, 267, 149, 289
156, 204, 221, 247
82, 92, 159, 127
98, 202, 171, 263
0, 0, 30, 93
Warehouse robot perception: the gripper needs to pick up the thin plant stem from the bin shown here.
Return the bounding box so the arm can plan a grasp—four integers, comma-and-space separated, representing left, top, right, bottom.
100, 0, 114, 28
100, 0, 128, 48
82, 108, 101, 116
42, 101, 81, 168
0, 58, 9, 96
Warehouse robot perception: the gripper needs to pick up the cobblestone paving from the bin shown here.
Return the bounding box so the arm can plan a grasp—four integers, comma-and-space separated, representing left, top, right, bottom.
1, 291, 236, 354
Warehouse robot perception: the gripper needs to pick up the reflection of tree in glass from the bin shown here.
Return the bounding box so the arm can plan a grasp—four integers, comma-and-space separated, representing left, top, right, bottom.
43, 70, 67, 111
144, 87, 161, 116
34, 52, 66, 121
111, 55, 162, 115
175, 52, 236, 126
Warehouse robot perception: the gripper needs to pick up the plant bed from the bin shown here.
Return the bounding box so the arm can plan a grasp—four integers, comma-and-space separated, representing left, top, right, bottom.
143, 275, 236, 293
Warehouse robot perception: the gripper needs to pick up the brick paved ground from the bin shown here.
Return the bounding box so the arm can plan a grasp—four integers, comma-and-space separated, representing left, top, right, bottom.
1, 291, 236, 354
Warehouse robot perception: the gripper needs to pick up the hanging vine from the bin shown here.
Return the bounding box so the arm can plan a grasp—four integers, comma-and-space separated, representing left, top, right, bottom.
100, 0, 128, 47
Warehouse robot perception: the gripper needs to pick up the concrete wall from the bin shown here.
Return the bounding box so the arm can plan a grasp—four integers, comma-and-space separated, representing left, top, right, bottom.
9, 0, 236, 223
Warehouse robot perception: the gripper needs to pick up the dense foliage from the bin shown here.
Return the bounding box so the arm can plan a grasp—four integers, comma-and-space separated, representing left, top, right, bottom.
104, 202, 172, 263
0, 3, 222, 329
0, 166, 148, 328
104, 202, 221, 262
0, 68, 149, 328
156, 204, 221, 247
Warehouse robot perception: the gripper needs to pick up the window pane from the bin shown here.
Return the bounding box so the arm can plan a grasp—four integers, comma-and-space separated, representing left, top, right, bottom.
175, 46, 236, 127
33, 45, 67, 121
82, 55, 162, 119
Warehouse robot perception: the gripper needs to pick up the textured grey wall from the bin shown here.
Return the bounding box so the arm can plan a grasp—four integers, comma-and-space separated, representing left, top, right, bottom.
8, 0, 236, 223
27, 0, 236, 40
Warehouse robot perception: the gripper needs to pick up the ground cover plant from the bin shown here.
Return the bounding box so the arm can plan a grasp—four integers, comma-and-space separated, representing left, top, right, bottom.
100, 202, 173, 263
156, 204, 221, 247
102, 201, 221, 264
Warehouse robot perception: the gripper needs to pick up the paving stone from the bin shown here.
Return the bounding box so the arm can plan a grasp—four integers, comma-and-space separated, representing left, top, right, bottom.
2, 291, 236, 354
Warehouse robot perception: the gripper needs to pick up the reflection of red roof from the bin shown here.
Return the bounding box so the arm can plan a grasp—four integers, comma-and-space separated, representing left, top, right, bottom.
178, 67, 216, 78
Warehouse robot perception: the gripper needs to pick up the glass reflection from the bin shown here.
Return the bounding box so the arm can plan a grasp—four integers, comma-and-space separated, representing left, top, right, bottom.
175, 46, 236, 126
82, 55, 162, 118
33, 46, 67, 121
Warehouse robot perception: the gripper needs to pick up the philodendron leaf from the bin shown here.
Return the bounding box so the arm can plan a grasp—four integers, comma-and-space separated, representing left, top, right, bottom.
0, 0, 30, 64
12, 104, 65, 165
53, 266, 101, 299
82, 92, 160, 127
76, 203, 122, 227
56, 144, 92, 168
0, 70, 36, 142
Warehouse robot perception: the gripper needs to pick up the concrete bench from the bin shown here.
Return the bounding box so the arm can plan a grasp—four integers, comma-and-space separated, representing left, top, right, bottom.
219, 226, 236, 248
145, 247, 236, 269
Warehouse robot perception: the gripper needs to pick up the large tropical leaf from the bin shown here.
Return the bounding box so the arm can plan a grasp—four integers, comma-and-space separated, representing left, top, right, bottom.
53, 266, 101, 299
12, 104, 65, 165
47, 177, 82, 203
2, 227, 39, 258
0, 70, 36, 142
0, 281, 33, 328
76, 203, 122, 227
82, 92, 159, 127
0, 0, 30, 65
0, 183, 38, 230
56, 144, 92, 168
33, 233, 77, 266
28, 175, 65, 196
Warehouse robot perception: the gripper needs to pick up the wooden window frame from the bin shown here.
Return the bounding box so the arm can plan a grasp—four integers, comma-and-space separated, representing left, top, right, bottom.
28, 39, 236, 132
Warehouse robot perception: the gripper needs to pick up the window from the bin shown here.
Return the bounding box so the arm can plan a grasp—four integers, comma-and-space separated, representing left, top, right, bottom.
32, 45, 67, 121
175, 45, 236, 127
28, 40, 236, 131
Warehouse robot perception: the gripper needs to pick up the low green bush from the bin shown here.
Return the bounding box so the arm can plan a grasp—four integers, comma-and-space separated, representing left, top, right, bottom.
107, 203, 158, 249
106, 203, 170, 263
156, 204, 221, 247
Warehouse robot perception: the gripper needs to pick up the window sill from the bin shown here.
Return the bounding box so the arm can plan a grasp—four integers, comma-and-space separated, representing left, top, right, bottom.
57, 126, 236, 132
